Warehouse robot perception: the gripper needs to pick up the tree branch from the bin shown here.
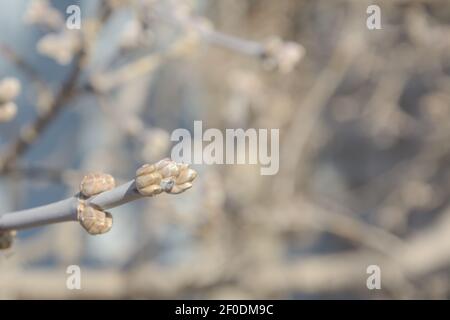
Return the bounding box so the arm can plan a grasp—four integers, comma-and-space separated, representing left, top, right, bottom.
0, 180, 140, 231
0, 160, 198, 233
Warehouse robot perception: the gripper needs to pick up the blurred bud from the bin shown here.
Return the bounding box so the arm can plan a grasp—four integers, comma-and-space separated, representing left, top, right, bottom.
37, 31, 81, 65
0, 102, 18, 123
78, 205, 113, 235
0, 78, 21, 102
0, 230, 16, 250
261, 37, 305, 73
24, 0, 64, 30
80, 173, 116, 198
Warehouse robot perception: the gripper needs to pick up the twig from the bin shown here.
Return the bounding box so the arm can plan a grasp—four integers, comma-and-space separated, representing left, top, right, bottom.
0, 181, 138, 231
151, 2, 304, 72
0, 160, 197, 232
0, 44, 45, 86
0, 50, 85, 174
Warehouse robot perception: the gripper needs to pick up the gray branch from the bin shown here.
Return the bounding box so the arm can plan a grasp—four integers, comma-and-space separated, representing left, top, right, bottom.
0, 179, 144, 232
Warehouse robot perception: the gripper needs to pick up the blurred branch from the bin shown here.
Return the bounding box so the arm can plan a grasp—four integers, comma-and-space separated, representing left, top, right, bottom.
277, 12, 364, 198
0, 44, 46, 87
0, 50, 86, 174
0, 1, 114, 174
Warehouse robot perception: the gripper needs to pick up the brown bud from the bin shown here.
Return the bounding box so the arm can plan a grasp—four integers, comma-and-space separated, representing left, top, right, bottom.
80, 173, 115, 198
0, 102, 18, 123
78, 205, 113, 235
154, 158, 173, 170
136, 172, 162, 190
135, 159, 197, 196
138, 184, 163, 196
176, 167, 197, 185
136, 163, 156, 176
170, 182, 194, 194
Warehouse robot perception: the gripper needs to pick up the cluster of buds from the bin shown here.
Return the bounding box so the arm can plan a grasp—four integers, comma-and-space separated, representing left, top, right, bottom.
261, 37, 305, 74
78, 173, 116, 235
37, 31, 82, 65
0, 78, 21, 123
136, 159, 197, 196
24, 0, 81, 65
23, 0, 64, 30
76, 160, 197, 236
0, 230, 16, 250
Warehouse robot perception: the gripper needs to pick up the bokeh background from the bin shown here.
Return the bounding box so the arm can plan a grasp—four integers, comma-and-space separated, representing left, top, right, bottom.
1, 0, 450, 299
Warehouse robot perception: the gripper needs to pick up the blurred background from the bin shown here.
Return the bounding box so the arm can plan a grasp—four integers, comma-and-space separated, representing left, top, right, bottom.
1, 0, 450, 299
